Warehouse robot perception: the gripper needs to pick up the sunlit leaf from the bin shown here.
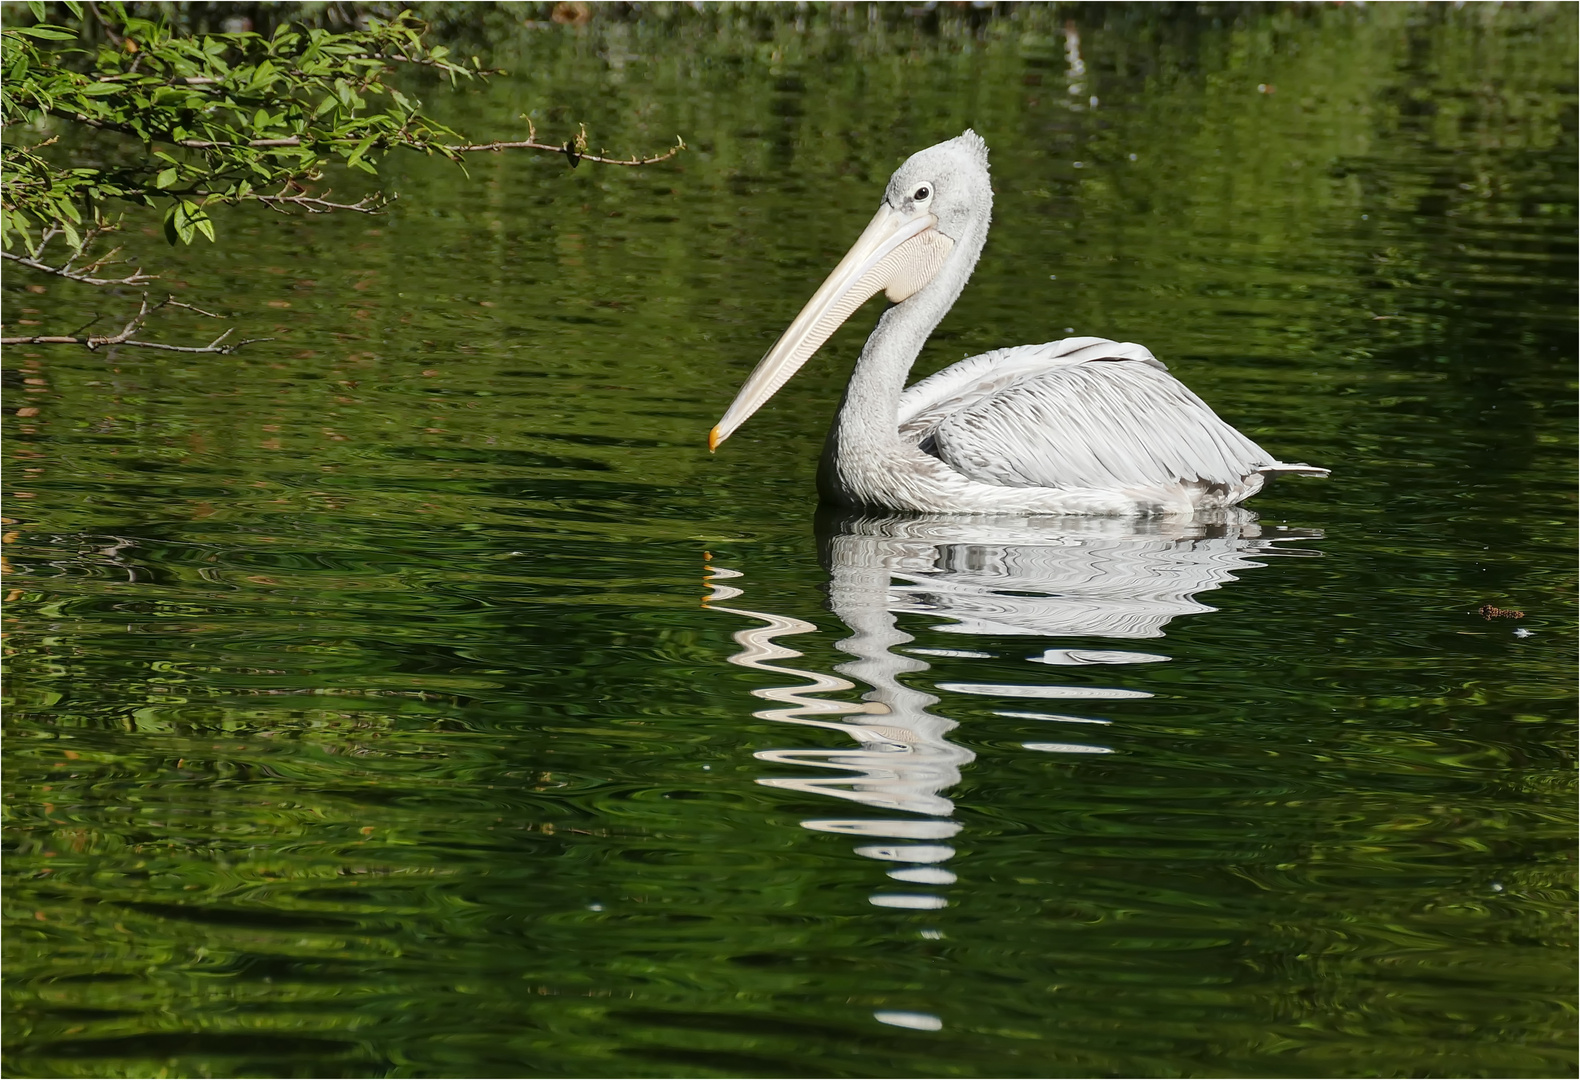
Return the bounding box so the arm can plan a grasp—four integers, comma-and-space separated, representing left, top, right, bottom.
15, 25, 78, 40
175, 200, 198, 244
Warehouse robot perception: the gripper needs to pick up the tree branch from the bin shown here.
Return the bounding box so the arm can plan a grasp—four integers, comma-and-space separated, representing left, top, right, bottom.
82, 1, 124, 46
95, 75, 221, 86
40, 110, 302, 149
1, 294, 269, 354
371, 51, 503, 76
176, 136, 307, 149
1, 250, 154, 285
247, 190, 386, 214
440, 135, 686, 168
49, 107, 683, 166
0, 226, 154, 285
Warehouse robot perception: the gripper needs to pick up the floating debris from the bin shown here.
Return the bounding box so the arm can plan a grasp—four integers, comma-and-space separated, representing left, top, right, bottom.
1477, 604, 1525, 619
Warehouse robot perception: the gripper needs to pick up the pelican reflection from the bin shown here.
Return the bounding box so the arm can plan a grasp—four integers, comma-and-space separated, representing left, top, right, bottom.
704, 510, 1321, 914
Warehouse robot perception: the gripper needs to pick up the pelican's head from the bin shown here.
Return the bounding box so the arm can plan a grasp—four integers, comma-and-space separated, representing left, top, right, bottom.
882, 129, 993, 249
710, 131, 993, 452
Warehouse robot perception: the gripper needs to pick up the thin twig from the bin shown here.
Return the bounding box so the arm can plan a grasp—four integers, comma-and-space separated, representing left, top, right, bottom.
373, 51, 501, 76
1, 294, 268, 354
64, 311, 109, 338
1, 241, 154, 286
247, 189, 386, 214
95, 75, 222, 85
439, 135, 685, 167
8, 134, 60, 155
177, 136, 306, 149
161, 299, 229, 320
83, 1, 124, 45
74, 241, 138, 279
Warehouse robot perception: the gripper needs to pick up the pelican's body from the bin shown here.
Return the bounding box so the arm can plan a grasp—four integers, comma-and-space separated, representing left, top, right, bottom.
712, 132, 1327, 515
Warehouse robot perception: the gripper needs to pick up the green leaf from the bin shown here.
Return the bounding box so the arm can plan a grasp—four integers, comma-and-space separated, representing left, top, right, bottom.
15, 25, 78, 40
344, 133, 377, 171
248, 59, 276, 90
155, 167, 178, 188
175, 199, 200, 244
162, 203, 180, 246
26, 1, 45, 20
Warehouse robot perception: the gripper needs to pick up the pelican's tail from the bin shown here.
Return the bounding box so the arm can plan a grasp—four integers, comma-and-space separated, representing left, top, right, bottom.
1260, 462, 1330, 478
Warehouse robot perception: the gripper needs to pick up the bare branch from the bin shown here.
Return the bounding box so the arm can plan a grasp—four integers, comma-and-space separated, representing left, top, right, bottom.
176, 136, 306, 149
440, 133, 686, 168
64, 311, 110, 338
371, 51, 503, 76
0, 332, 264, 353
0, 250, 154, 286
8, 134, 61, 155
1, 225, 155, 286
73, 242, 140, 279
245, 189, 387, 215
161, 299, 229, 320
95, 75, 221, 86
83, 1, 124, 46
1, 294, 268, 354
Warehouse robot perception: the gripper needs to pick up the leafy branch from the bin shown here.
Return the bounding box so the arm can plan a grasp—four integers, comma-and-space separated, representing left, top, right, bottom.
1, 1, 683, 352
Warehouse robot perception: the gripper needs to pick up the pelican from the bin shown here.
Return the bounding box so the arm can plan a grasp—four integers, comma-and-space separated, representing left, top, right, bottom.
709, 131, 1328, 515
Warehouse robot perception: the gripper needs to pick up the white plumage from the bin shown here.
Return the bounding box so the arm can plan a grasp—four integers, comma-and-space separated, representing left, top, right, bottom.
901, 337, 1325, 509
712, 133, 1327, 515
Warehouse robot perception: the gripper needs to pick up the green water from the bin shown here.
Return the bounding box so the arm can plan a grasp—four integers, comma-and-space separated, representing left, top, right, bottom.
4, 5, 1575, 1077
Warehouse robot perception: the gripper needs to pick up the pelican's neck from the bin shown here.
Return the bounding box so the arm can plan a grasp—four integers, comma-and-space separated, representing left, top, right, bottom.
829, 221, 986, 460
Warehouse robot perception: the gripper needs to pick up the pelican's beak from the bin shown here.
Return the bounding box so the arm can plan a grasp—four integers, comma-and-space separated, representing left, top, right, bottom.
709, 203, 953, 451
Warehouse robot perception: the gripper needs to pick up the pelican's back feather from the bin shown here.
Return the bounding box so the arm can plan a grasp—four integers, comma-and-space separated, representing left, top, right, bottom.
899, 338, 1326, 499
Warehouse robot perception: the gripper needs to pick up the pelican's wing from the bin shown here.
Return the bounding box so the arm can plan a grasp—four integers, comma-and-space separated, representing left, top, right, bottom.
900, 338, 1326, 491
898, 338, 1165, 432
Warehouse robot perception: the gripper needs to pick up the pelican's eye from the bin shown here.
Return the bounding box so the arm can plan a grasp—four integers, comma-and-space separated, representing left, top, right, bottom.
913, 185, 931, 202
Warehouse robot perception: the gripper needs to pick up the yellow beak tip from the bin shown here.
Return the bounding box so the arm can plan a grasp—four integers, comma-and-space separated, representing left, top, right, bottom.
708, 426, 722, 453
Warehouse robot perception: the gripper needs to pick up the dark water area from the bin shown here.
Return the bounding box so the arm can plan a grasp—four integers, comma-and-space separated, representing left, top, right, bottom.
3, 4, 1575, 1077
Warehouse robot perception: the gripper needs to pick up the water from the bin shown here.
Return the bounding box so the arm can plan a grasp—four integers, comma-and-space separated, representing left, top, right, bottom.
4, 5, 1575, 1077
